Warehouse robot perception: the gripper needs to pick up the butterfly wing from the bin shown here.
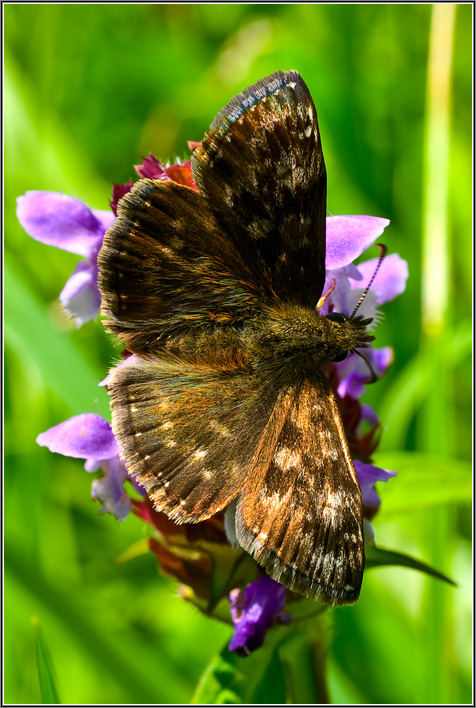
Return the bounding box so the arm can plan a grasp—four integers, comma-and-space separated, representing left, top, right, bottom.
98, 179, 261, 353
235, 376, 364, 606
107, 354, 280, 521
99, 70, 326, 349
192, 70, 327, 308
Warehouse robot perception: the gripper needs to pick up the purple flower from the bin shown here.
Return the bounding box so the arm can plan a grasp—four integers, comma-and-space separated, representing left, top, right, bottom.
334, 346, 394, 400
354, 459, 397, 511
323, 215, 408, 316
16, 192, 114, 326
228, 576, 291, 655
350, 253, 409, 304
37, 413, 139, 520
319, 215, 408, 398
325, 215, 390, 270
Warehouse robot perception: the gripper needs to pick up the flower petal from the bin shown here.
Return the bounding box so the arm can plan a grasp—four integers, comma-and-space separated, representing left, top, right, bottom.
110, 182, 134, 215
134, 153, 166, 179
92, 209, 115, 233
37, 413, 119, 459
350, 253, 409, 303
165, 163, 197, 190
228, 576, 290, 655
91, 457, 132, 521
17, 192, 104, 258
354, 459, 397, 509
354, 459, 397, 487
60, 261, 101, 326
325, 216, 390, 270
335, 346, 394, 399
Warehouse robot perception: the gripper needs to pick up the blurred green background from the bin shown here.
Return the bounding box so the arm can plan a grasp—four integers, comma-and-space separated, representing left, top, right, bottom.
4, 4, 472, 704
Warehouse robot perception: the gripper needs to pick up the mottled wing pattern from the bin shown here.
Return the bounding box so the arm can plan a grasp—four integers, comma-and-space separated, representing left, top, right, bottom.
107, 355, 280, 521
235, 377, 364, 605
192, 70, 327, 308
98, 180, 260, 353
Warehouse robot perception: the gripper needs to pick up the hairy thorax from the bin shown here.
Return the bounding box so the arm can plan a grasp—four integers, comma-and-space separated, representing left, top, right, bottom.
243, 302, 372, 377
159, 301, 373, 378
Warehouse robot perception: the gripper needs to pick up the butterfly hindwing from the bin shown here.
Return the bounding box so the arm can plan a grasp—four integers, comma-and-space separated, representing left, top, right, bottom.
235, 376, 364, 606
192, 70, 327, 308
107, 354, 281, 522
98, 179, 260, 353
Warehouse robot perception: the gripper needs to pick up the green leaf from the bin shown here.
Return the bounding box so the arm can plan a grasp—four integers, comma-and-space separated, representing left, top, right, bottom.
192, 636, 287, 704
365, 545, 456, 586
373, 451, 471, 515
32, 617, 61, 704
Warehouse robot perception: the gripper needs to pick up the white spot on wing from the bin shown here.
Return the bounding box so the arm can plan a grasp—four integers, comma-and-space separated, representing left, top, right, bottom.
274, 447, 302, 471
305, 106, 314, 137
209, 421, 231, 438
193, 448, 208, 461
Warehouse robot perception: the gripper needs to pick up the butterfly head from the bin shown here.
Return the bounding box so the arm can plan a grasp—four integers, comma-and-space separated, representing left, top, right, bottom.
324, 311, 374, 362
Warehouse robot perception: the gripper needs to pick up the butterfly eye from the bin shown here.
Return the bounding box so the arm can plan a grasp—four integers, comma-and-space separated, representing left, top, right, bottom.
325, 312, 349, 361
325, 312, 347, 323
332, 351, 349, 363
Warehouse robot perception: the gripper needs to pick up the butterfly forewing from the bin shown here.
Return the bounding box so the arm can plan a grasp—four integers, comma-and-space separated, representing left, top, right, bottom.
235, 377, 364, 605
99, 180, 260, 353
192, 70, 327, 308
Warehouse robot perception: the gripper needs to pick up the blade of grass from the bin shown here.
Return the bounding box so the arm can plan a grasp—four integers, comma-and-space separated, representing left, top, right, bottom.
419, 5, 456, 703
32, 617, 61, 704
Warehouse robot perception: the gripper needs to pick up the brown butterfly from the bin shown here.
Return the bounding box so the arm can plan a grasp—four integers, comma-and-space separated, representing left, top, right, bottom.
98, 70, 374, 606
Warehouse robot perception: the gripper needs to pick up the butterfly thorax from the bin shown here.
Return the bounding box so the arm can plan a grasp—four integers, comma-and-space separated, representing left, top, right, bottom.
242, 303, 374, 374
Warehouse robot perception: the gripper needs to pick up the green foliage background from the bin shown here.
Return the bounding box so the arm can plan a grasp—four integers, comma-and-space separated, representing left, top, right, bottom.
4, 4, 472, 704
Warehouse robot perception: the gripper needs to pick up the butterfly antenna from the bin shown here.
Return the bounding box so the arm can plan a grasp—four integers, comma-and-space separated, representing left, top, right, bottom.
354, 349, 378, 383
350, 244, 388, 320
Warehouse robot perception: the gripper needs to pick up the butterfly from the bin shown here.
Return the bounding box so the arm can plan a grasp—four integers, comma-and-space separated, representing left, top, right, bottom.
98, 70, 375, 606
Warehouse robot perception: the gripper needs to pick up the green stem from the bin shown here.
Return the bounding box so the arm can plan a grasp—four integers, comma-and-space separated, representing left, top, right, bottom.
279, 613, 331, 703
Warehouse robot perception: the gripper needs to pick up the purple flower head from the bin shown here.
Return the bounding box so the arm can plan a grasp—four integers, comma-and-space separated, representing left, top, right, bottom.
17, 192, 114, 326
319, 215, 408, 397
228, 576, 291, 655
37, 413, 141, 521
354, 459, 397, 511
